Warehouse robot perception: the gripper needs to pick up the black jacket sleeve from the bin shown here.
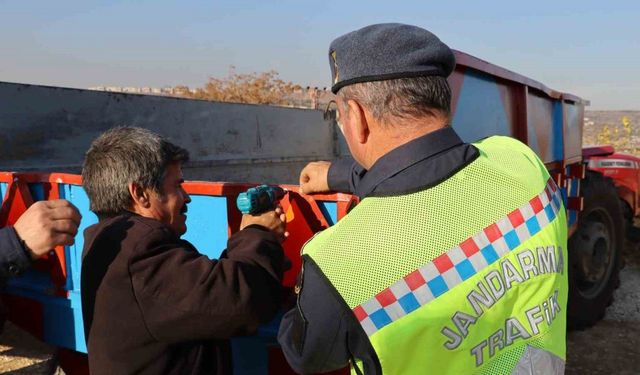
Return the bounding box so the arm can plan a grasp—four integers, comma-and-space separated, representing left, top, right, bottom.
328, 158, 367, 194
130, 225, 285, 343
0, 227, 32, 280
278, 256, 380, 374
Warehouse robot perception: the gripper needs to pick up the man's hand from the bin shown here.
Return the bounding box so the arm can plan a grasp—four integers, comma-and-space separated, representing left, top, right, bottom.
13, 200, 82, 259
240, 206, 288, 242
299, 161, 331, 195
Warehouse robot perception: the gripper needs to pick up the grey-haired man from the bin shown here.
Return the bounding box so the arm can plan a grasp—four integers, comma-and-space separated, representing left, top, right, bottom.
81, 127, 287, 375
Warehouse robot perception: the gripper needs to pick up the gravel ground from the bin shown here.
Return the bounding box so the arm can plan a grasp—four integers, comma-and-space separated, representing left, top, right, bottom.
604, 266, 640, 321
0, 323, 55, 374
566, 268, 640, 374
565, 230, 640, 375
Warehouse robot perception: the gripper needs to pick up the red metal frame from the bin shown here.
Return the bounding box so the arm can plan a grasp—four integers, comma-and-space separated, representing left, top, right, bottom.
0, 172, 355, 374
0, 172, 71, 296
0, 173, 357, 290
179, 180, 355, 288
453, 50, 588, 105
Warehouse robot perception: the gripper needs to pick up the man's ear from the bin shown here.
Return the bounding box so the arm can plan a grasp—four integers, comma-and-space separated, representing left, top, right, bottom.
346, 99, 369, 144
128, 182, 151, 209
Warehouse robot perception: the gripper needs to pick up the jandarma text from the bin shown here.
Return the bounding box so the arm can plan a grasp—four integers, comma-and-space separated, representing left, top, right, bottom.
440, 245, 564, 367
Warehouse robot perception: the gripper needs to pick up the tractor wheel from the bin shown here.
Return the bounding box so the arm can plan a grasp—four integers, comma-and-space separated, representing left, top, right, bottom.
567, 171, 623, 329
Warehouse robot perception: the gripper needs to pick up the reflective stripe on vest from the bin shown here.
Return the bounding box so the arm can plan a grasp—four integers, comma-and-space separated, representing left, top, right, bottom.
353, 178, 562, 337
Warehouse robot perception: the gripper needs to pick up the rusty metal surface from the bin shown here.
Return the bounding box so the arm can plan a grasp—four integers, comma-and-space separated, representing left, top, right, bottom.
527, 90, 557, 162
453, 50, 588, 106
452, 51, 587, 167
0, 82, 349, 184
564, 102, 584, 163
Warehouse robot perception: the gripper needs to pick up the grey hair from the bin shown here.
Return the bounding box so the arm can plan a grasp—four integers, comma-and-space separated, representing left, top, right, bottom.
82, 126, 189, 217
337, 76, 451, 124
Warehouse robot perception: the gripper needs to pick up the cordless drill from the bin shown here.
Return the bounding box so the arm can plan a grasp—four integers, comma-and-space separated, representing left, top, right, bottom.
236, 185, 287, 215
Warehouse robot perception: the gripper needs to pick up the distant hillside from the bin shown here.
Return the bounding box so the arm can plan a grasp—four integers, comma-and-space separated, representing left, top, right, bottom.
584, 111, 640, 155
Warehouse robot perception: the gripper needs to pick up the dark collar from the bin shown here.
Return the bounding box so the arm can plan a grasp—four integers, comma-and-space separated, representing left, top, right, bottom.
355, 127, 478, 197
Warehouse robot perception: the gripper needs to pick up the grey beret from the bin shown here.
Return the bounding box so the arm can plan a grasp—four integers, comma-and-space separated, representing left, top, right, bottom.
328, 23, 455, 93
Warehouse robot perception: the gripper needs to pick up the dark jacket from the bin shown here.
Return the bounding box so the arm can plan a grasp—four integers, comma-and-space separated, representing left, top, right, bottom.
81, 213, 285, 375
278, 127, 479, 374
0, 227, 32, 331
0, 227, 32, 281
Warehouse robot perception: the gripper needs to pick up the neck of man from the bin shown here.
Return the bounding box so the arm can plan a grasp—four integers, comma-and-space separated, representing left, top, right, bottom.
363, 114, 449, 169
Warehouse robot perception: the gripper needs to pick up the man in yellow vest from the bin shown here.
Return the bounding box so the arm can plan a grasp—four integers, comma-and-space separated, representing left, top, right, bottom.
278, 23, 568, 375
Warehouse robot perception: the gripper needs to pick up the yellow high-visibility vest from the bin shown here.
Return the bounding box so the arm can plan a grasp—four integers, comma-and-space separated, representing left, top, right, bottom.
304, 136, 568, 375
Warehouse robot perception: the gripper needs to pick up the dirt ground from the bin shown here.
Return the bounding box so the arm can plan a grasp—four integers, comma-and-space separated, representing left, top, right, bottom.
0, 323, 56, 374
565, 229, 640, 375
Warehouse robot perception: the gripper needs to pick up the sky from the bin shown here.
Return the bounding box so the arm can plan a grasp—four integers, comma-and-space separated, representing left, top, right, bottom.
1, 0, 638, 110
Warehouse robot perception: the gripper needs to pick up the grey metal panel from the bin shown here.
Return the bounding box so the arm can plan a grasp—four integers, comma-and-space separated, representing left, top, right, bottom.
526, 91, 556, 163
563, 102, 584, 163
0, 82, 349, 184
